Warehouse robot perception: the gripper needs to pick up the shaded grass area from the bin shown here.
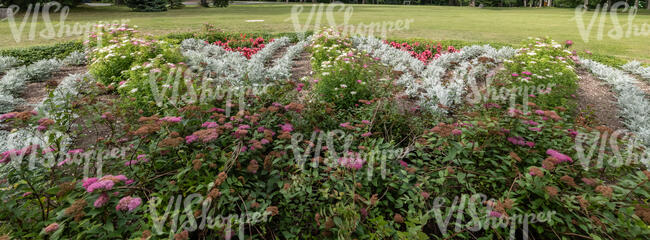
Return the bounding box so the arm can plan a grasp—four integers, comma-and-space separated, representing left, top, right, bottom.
0, 4, 648, 61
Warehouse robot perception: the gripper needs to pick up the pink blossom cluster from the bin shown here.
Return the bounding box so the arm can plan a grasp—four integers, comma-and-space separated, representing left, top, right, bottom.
115, 196, 142, 212
546, 149, 572, 163
338, 152, 366, 170
82, 175, 128, 193
507, 136, 535, 148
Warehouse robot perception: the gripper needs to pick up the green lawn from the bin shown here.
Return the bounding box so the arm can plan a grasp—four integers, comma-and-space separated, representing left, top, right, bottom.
1, 4, 649, 61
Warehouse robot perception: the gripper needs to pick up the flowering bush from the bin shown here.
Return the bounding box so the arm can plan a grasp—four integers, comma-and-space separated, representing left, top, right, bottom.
0, 32, 648, 240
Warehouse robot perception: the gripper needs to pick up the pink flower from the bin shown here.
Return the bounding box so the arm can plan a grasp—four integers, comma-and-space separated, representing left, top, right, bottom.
202, 121, 218, 128
0, 112, 17, 120
185, 135, 198, 144
489, 211, 502, 218
160, 116, 182, 123
546, 149, 572, 163
451, 129, 462, 136
94, 193, 109, 208
522, 71, 532, 76
525, 141, 535, 148
534, 110, 545, 115
511, 73, 519, 77
339, 122, 351, 128
421, 192, 430, 199
361, 120, 371, 124
116, 196, 142, 212
279, 123, 293, 132
44, 223, 59, 234
82, 178, 98, 188
86, 179, 115, 193
68, 149, 84, 154
528, 127, 542, 132
565, 40, 573, 47
260, 139, 270, 144
361, 132, 372, 137
338, 152, 366, 170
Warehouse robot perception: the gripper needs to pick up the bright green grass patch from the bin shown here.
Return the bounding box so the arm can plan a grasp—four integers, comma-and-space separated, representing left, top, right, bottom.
0, 4, 648, 61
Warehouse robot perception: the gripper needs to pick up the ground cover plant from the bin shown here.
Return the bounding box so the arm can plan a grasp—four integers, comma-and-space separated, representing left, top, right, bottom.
0, 24, 649, 240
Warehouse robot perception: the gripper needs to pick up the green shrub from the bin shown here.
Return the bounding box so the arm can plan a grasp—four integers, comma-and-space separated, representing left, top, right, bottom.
0, 41, 84, 65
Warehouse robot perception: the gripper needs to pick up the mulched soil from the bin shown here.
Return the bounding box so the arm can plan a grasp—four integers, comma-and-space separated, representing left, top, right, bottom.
15, 66, 87, 112
290, 51, 312, 82
575, 67, 625, 130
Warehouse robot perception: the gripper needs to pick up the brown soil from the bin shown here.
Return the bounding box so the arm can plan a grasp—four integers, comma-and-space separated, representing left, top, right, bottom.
266, 45, 289, 68
70, 94, 119, 150
15, 66, 87, 112
575, 68, 625, 130
290, 51, 313, 82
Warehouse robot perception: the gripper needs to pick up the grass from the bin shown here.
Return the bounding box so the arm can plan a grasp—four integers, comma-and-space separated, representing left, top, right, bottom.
1, 4, 649, 61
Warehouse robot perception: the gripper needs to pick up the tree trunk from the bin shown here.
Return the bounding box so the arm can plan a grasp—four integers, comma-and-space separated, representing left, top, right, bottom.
634, 0, 639, 9
524, 0, 527, 7
583, 0, 588, 9
470, 0, 475, 6
539, 0, 542, 7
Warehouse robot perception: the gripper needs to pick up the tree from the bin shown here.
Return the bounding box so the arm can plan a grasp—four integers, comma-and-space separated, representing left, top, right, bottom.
169, 0, 184, 9
0, 0, 82, 8
125, 0, 168, 12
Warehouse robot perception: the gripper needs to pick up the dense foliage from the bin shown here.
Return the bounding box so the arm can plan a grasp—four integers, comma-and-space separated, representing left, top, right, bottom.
0, 26, 649, 239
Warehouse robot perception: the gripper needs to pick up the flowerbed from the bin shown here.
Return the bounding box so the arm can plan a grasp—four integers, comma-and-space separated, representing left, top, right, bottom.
0, 28, 648, 240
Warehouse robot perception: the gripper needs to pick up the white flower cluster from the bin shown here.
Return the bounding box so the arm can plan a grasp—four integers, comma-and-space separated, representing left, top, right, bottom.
266, 37, 312, 81
63, 51, 87, 66
181, 37, 292, 85
0, 58, 63, 113
581, 59, 650, 147
622, 61, 650, 81
0, 56, 21, 73
353, 36, 515, 112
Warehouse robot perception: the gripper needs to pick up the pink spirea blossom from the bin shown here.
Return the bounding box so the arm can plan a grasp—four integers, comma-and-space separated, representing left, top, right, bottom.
202, 121, 218, 128
361, 120, 371, 124
44, 223, 59, 234
116, 196, 142, 212
0, 112, 17, 120
489, 211, 502, 218
361, 132, 372, 137
338, 152, 366, 170
546, 149, 572, 163
185, 135, 198, 144
160, 116, 182, 123
94, 193, 109, 208
279, 123, 293, 132
451, 129, 462, 136
86, 180, 115, 193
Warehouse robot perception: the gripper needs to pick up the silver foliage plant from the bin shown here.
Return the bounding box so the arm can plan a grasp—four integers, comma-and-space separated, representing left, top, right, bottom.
180, 37, 291, 85
35, 73, 90, 116
63, 51, 87, 66
353, 36, 516, 112
581, 59, 650, 149
0, 58, 63, 113
266, 37, 312, 81
622, 61, 650, 81
0, 56, 21, 73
